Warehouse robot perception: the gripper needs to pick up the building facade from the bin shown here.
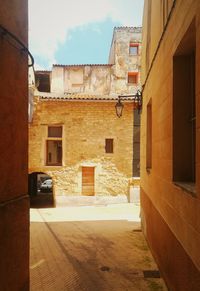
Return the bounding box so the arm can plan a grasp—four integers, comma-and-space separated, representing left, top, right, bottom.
29, 27, 141, 205
141, 1, 200, 290
0, 0, 29, 289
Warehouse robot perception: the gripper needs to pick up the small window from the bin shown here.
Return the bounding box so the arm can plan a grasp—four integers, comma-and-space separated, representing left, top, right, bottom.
105, 139, 113, 153
35, 72, 50, 92
48, 126, 62, 138
129, 43, 139, 55
128, 72, 138, 84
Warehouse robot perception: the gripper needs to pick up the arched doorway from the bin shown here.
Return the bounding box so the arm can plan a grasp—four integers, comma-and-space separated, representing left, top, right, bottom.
28, 172, 54, 208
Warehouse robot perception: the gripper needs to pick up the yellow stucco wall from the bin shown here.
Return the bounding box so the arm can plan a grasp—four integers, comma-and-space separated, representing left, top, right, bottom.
141, 0, 200, 289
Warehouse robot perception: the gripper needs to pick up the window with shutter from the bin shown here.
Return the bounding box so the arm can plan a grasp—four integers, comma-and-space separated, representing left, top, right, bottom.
105, 139, 114, 153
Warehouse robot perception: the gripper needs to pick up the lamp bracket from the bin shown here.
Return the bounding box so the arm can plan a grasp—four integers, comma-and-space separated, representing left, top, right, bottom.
117, 90, 142, 114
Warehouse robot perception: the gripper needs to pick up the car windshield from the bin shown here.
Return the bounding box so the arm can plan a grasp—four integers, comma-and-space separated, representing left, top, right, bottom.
43, 180, 52, 185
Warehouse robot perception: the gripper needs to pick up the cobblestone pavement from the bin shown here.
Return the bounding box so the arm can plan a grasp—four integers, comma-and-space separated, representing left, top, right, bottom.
30, 204, 167, 291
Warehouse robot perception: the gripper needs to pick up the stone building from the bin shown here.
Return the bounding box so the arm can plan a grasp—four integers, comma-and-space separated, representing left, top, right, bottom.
29, 27, 142, 205
141, 1, 200, 290
0, 0, 29, 289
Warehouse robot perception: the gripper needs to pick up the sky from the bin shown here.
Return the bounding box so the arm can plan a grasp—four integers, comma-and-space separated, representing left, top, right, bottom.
29, 0, 144, 70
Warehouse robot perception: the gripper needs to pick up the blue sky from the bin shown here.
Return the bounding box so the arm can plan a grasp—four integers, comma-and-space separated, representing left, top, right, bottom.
55, 19, 121, 65
29, 0, 144, 70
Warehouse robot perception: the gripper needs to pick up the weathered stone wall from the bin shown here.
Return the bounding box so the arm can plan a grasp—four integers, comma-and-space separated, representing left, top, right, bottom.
51, 65, 112, 95
141, 0, 200, 290
30, 27, 141, 202
29, 99, 133, 198
109, 27, 142, 95
0, 0, 29, 289
50, 27, 142, 97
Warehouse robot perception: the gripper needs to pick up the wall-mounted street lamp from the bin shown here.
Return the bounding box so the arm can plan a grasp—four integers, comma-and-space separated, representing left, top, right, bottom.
115, 90, 142, 118
115, 97, 124, 118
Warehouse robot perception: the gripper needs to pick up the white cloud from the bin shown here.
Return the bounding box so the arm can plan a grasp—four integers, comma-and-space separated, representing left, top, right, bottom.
29, 0, 144, 68
34, 63, 47, 71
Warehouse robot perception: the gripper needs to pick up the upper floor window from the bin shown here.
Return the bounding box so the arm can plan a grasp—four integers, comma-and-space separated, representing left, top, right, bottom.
48, 126, 62, 138
35, 72, 50, 92
128, 72, 138, 84
129, 43, 139, 55
105, 139, 114, 153
46, 126, 62, 166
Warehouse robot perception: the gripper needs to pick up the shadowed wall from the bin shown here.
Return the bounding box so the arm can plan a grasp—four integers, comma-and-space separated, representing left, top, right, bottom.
0, 0, 29, 289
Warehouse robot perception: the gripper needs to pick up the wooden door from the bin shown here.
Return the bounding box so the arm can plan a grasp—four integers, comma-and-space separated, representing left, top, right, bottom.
82, 167, 95, 196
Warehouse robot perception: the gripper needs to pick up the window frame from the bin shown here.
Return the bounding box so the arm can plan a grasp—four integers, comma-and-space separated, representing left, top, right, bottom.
172, 20, 196, 193
46, 126, 63, 166
48, 126, 62, 138
129, 43, 139, 56
128, 72, 138, 85
105, 138, 114, 154
146, 100, 152, 171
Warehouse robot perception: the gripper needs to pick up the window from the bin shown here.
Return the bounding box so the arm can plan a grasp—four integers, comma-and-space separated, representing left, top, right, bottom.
46, 126, 62, 166
35, 72, 50, 92
133, 111, 140, 177
129, 43, 139, 55
48, 126, 62, 138
173, 20, 196, 186
146, 100, 152, 170
105, 139, 113, 153
128, 72, 138, 84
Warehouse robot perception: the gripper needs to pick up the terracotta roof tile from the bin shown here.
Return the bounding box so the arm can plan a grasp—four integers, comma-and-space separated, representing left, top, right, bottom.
114, 26, 142, 31
36, 92, 134, 102
35, 70, 51, 74
53, 64, 112, 68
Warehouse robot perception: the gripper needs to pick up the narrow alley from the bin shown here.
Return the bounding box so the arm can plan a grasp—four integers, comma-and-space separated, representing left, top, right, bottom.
30, 204, 167, 291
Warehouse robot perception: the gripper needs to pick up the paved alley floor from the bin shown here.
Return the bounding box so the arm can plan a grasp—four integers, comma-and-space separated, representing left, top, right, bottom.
30, 204, 167, 291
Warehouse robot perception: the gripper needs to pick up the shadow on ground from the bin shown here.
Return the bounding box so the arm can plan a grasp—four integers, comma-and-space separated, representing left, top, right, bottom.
30, 192, 54, 208
30, 205, 167, 291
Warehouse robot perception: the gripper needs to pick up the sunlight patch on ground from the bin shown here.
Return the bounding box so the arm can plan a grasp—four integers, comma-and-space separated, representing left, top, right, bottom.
30, 203, 140, 223
30, 259, 45, 270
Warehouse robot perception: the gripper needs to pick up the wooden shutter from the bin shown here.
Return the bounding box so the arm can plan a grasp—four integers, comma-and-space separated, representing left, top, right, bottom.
128, 72, 138, 84
105, 139, 113, 153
